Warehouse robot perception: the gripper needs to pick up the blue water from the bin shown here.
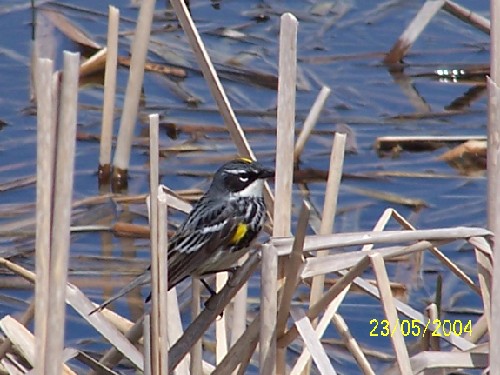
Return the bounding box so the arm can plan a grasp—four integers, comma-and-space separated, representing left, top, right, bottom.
0, 0, 490, 373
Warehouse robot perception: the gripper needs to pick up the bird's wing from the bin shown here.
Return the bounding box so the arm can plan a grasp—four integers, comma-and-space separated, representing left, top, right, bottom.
166, 199, 239, 286
89, 267, 151, 314
90, 199, 238, 314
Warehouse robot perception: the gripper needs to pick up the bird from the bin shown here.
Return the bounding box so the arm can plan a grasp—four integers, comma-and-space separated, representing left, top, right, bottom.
91, 157, 274, 313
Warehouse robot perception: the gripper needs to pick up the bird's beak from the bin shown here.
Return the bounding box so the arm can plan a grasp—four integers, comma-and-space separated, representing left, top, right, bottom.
259, 167, 275, 179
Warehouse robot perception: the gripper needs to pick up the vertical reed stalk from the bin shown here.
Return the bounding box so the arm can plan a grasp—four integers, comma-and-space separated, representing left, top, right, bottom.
144, 314, 152, 375
98, 6, 119, 184
305, 133, 346, 373
489, 0, 500, 372
230, 281, 248, 374
45, 51, 80, 375
274, 12, 297, 238
260, 246, 278, 375
112, 0, 156, 189
274, 12, 298, 374
148, 113, 160, 375
190, 280, 202, 375
157, 188, 169, 375
167, 287, 191, 373
216, 272, 229, 364
34, 57, 54, 375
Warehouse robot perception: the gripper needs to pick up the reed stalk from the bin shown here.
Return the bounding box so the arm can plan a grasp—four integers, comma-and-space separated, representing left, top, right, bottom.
294, 86, 331, 161
112, 0, 156, 189
168, 0, 275, 213
144, 314, 152, 375
34, 57, 54, 375
157, 189, 169, 375
489, 0, 500, 371
370, 253, 412, 373
274, 13, 298, 373
148, 113, 161, 375
98, 6, 119, 185
216, 272, 229, 364
190, 280, 203, 375
384, 0, 445, 64
45, 51, 80, 375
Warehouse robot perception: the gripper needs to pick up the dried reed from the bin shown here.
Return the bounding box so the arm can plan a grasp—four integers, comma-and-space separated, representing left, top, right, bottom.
112, 0, 155, 189
97, 6, 119, 184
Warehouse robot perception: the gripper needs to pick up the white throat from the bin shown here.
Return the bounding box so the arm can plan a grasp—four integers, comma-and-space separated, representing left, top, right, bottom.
233, 179, 264, 198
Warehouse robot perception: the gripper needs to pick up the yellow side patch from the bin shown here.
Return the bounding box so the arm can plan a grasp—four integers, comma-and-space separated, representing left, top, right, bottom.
238, 157, 253, 164
230, 223, 248, 244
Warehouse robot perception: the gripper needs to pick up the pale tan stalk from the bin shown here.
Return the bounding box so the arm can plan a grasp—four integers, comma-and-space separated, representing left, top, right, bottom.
45, 51, 79, 375
370, 254, 412, 374
294, 86, 331, 161
33, 57, 54, 375
148, 114, 160, 375
99, 6, 119, 169
113, 0, 155, 172
190, 280, 202, 375
274, 13, 298, 373
488, 0, 500, 364
168, 0, 274, 211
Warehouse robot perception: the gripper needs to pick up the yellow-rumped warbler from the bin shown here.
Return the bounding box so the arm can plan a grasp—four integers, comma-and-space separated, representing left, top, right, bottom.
92, 158, 274, 312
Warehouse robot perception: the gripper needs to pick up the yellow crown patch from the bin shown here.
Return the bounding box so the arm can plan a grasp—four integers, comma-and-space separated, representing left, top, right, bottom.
237, 157, 253, 164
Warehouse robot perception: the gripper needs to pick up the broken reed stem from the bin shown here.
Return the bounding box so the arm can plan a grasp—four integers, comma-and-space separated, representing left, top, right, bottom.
213, 315, 260, 375
98, 6, 119, 183
166, 286, 190, 374
190, 280, 203, 375
276, 202, 309, 375
169, 252, 260, 371
384, 0, 445, 64
331, 313, 375, 375
168, 0, 275, 213
389, 209, 480, 294
279, 255, 371, 348
45, 51, 79, 375
144, 315, 152, 375
424, 303, 440, 351
148, 113, 161, 375
157, 189, 169, 375
290, 285, 371, 375
92, 315, 145, 373
276, 202, 310, 336
216, 272, 229, 364
230, 280, 247, 344
271, 227, 491, 257
443, 0, 490, 35
303, 132, 346, 373
0, 302, 35, 360
273, 14, 298, 372
260, 244, 278, 375
309, 132, 346, 313
230, 281, 248, 375
370, 253, 412, 374
112, 0, 155, 181
0, 316, 77, 375
289, 308, 337, 374
293, 86, 331, 161
34, 57, 54, 375
274, 12, 297, 238
489, 0, 500, 366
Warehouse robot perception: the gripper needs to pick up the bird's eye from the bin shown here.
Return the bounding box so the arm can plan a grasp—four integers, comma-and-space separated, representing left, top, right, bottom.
239, 176, 249, 183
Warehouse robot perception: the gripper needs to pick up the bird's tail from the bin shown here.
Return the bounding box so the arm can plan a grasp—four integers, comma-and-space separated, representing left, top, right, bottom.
89, 268, 151, 315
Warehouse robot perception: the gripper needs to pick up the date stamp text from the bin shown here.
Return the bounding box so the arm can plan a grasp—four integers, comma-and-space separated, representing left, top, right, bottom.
369, 319, 472, 337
